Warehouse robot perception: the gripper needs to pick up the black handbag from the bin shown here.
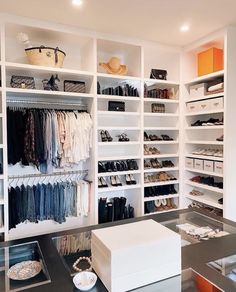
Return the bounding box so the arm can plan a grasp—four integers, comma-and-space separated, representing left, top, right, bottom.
150, 69, 167, 80
64, 80, 86, 93
108, 101, 125, 111
10, 75, 36, 89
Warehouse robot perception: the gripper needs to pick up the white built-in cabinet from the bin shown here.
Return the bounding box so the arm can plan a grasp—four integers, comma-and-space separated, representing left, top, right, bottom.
0, 13, 235, 241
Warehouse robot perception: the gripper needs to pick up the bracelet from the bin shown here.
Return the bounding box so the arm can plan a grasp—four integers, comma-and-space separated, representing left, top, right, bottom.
73, 256, 92, 272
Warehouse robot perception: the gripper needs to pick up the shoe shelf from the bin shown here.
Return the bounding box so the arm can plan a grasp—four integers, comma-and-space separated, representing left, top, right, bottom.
97, 184, 141, 193
98, 141, 140, 146
98, 126, 140, 131
185, 168, 223, 178
185, 126, 224, 130
186, 181, 224, 193
144, 194, 179, 202
144, 167, 179, 173
185, 193, 223, 210
144, 180, 179, 188
97, 72, 141, 81
144, 208, 179, 216
98, 155, 140, 161
99, 170, 141, 177
144, 127, 178, 130
186, 92, 224, 103
185, 141, 224, 145
185, 109, 224, 116
97, 111, 140, 116
144, 154, 179, 159
144, 113, 178, 117
144, 140, 178, 145
97, 94, 140, 101
185, 70, 224, 86
144, 98, 179, 104
143, 78, 179, 86
186, 154, 224, 162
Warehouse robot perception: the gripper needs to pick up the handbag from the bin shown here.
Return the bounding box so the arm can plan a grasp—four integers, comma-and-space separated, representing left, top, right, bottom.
64, 80, 86, 93
10, 75, 36, 89
150, 69, 167, 80
108, 101, 125, 111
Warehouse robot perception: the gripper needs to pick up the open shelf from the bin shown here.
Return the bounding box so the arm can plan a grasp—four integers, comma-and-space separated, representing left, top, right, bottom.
98, 184, 141, 193
97, 111, 140, 116
186, 141, 224, 145
144, 194, 179, 202
144, 208, 179, 216
97, 72, 141, 81
144, 167, 179, 173
144, 154, 179, 159
185, 167, 223, 178
186, 193, 223, 210
144, 180, 179, 187
97, 94, 140, 101
144, 140, 179, 145
185, 109, 224, 116
98, 155, 140, 161
144, 113, 178, 117
185, 70, 224, 85
98, 141, 140, 146
186, 154, 224, 162
185, 126, 224, 130
144, 98, 179, 104
186, 181, 223, 193
98, 170, 141, 177
186, 92, 224, 103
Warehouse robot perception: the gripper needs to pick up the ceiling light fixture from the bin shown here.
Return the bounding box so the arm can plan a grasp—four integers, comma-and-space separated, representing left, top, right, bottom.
72, 0, 83, 6
180, 24, 190, 32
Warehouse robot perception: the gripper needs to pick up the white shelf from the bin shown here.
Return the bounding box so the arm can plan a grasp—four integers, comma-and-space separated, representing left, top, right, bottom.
98, 184, 141, 193
144, 140, 178, 145
5, 62, 94, 77
97, 94, 140, 101
186, 193, 223, 209
186, 141, 224, 145
185, 168, 223, 177
144, 78, 179, 86
144, 154, 179, 159
186, 154, 224, 162
185, 109, 224, 116
144, 180, 179, 187
144, 167, 179, 173
6, 88, 94, 99
186, 92, 224, 103
185, 70, 224, 85
144, 194, 179, 202
144, 113, 178, 117
185, 126, 224, 130
144, 127, 178, 130
98, 155, 140, 161
145, 208, 179, 216
186, 181, 223, 193
144, 98, 179, 104
0, 227, 4, 233
97, 72, 141, 81
98, 141, 140, 146
98, 111, 140, 116
98, 170, 141, 177
98, 126, 140, 131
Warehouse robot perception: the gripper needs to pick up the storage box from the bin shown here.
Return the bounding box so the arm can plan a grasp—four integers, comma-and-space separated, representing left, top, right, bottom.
194, 159, 204, 170
204, 160, 214, 172
214, 161, 223, 174
189, 83, 206, 99
91, 220, 181, 292
197, 47, 224, 77
210, 97, 224, 110
186, 158, 194, 169
198, 99, 212, 112
186, 101, 200, 113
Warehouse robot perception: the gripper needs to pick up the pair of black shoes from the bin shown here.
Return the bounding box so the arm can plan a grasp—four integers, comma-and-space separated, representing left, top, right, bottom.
98, 197, 134, 224
144, 185, 177, 197
98, 160, 139, 173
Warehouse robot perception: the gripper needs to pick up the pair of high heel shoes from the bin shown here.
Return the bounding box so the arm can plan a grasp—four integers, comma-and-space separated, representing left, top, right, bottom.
144, 145, 160, 155
98, 160, 139, 173
100, 130, 113, 142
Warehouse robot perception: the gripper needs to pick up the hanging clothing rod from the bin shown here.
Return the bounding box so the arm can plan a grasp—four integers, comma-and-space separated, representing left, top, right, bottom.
7, 99, 88, 108
8, 169, 88, 180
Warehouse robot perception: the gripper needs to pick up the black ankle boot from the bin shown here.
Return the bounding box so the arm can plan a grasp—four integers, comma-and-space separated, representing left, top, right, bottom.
113, 197, 120, 221
98, 198, 107, 223
106, 202, 113, 222
119, 197, 127, 220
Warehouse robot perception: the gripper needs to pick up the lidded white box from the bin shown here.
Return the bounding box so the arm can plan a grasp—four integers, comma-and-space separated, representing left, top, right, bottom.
194, 159, 204, 170
214, 161, 223, 174
210, 97, 224, 110
204, 160, 214, 172
186, 158, 194, 169
186, 102, 200, 113
198, 99, 211, 111
91, 220, 181, 292
189, 83, 206, 99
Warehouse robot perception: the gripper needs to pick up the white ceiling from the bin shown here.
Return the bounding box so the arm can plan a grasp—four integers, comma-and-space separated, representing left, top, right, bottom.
1, 0, 236, 46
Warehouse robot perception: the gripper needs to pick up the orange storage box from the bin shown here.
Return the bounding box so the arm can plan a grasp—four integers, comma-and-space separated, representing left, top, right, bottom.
197, 47, 223, 77
195, 274, 221, 292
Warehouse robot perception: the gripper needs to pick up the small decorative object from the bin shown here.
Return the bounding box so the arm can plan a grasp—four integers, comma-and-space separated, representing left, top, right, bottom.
108, 101, 125, 111
99, 57, 128, 75
64, 80, 86, 93
73, 271, 97, 291
42, 74, 60, 91
10, 75, 36, 89
7, 260, 42, 280
150, 69, 167, 80
73, 256, 92, 273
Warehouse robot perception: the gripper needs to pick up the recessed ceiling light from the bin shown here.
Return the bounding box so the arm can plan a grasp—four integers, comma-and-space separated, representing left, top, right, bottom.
72, 0, 83, 6
180, 24, 190, 32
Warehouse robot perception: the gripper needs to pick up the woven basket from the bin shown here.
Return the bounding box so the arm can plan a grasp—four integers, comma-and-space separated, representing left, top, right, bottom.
25, 46, 66, 68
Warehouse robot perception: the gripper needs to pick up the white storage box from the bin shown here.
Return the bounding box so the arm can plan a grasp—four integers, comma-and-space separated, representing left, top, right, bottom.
198, 99, 211, 112
186, 102, 200, 113
194, 159, 204, 170
185, 158, 194, 169
210, 97, 224, 110
189, 83, 206, 99
214, 161, 223, 174
91, 220, 181, 292
204, 160, 214, 172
